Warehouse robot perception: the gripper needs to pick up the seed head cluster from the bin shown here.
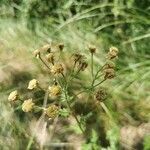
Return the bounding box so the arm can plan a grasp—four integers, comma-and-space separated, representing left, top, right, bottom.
8, 42, 119, 127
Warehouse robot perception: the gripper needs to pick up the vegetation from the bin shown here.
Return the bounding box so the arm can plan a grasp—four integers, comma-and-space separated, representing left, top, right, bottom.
0, 0, 149, 150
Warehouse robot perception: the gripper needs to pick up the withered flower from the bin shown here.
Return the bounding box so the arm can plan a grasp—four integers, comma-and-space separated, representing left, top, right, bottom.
46, 53, 54, 64
41, 44, 51, 53
48, 84, 61, 98
51, 63, 64, 75
8, 90, 18, 102
22, 99, 35, 112
89, 45, 96, 53
72, 53, 85, 63
95, 88, 107, 102
78, 61, 88, 71
58, 43, 64, 51
104, 68, 115, 79
107, 46, 118, 59
33, 49, 40, 58
104, 61, 115, 69
45, 105, 59, 118
27, 79, 39, 90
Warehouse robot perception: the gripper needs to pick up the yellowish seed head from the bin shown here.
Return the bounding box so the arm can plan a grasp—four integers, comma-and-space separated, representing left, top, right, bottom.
51, 63, 64, 75
22, 99, 35, 112
46, 53, 54, 64
8, 90, 18, 102
48, 85, 61, 98
27, 79, 38, 90
107, 46, 118, 59
45, 105, 59, 118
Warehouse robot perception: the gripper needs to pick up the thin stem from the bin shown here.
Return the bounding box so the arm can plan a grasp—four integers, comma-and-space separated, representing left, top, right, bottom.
93, 78, 106, 88
49, 116, 59, 142
64, 86, 85, 134
91, 64, 105, 88
91, 53, 94, 79
43, 87, 49, 108
26, 136, 34, 150
39, 55, 51, 71
100, 102, 112, 120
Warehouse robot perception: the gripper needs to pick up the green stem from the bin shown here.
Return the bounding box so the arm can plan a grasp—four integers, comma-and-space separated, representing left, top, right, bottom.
93, 78, 106, 88
26, 136, 34, 150
91, 64, 105, 88
64, 86, 85, 134
91, 53, 94, 79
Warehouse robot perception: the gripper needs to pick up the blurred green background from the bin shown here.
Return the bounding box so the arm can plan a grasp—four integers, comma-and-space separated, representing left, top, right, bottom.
0, 0, 150, 149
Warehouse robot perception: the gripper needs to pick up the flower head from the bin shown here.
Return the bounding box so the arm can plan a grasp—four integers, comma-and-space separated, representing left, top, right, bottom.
104, 68, 115, 79
107, 46, 118, 59
22, 99, 35, 112
72, 53, 85, 63
27, 79, 39, 90
48, 85, 61, 98
78, 61, 88, 71
95, 88, 107, 102
89, 45, 96, 53
58, 43, 64, 51
46, 53, 54, 64
104, 61, 115, 69
51, 63, 64, 75
33, 49, 40, 58
8, 90, 18, 102
41, 44, 51, 53
45, 104, 59, 118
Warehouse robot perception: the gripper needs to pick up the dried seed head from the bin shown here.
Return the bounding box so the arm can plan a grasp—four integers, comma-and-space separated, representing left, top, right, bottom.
89, 45, 96, 53
8, 90, 18, 102
58, 43, 64, 51
22, 99, 35, 112
41, 44, 51, 53
27, 79, 39, 90
33, 49, 40, 58
78, 61, 88, 71
104, 68, 115, 79
107, 46, 118, 59
45, 105, 59, 118
72, 53, 84, 63
95, 88, 107, 102
51, 63, 64, 75
48, 85, 61, 98
46, 53, 54, 64
104, 61, 115, 69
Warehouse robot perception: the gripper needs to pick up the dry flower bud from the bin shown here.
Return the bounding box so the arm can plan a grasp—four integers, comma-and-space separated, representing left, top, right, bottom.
41, 44, 51, 53
107, 46, 118, 59
51, 63, 64, 75
33, 49, 40, 58
104, 68, 115, 79
8, 90, 18, 102
22, 99, 35, 112
27, 79, 39, 90
78, 61, 88, 71
45, 105, 59, 118
58, 43, 64, 51
95, 88, 107, 102
73, 53, 84, 63
104, 61, 115, 69
89, 45, 96, 53
46, 53, 54, 64
48, 85, 61, 98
